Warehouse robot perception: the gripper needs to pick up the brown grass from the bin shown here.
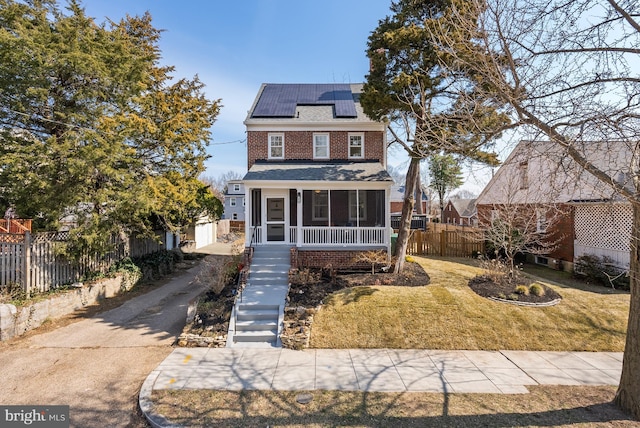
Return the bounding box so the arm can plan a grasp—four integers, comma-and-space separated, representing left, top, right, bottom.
152, 386, 637, 427
309, 257, 629, 351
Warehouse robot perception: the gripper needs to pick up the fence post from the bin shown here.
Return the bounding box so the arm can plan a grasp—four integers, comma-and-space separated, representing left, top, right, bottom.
440, 231, 446, 256
23, 231, 31, 295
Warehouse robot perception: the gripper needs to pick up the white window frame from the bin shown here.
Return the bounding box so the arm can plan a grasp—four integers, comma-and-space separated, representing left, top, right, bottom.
348, 190, 367, 222
233, 184, 240, 192
312, 190, 329, 221
536, 209, 547, 233
230, 197, 236, 207
313, 133, 330, 159
519, 161, 529, 189
348, 133, 364, 159
242, 197, 245, 206
269, 133, 284, 159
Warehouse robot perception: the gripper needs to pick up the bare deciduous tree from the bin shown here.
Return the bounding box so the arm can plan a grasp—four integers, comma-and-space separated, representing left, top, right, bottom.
426, 0, 640, 417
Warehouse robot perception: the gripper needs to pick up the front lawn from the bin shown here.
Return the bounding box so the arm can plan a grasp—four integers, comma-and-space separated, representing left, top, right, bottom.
309, 257, 629, 351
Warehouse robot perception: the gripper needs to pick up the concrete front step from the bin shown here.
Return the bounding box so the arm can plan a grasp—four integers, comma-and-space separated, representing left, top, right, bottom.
236, 305, 279, 321
235, 320, 278, 331
233, 329, 278, 343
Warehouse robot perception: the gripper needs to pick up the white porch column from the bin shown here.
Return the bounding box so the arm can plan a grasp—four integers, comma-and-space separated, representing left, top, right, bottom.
244, 186, 251, 247
296, 188, 303, 247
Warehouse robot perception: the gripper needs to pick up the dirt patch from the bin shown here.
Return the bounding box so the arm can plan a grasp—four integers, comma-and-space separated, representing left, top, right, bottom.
468, 275, 562, 305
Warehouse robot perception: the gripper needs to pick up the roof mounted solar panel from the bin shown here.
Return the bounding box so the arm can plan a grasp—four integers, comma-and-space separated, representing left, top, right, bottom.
251, 83, 358, 118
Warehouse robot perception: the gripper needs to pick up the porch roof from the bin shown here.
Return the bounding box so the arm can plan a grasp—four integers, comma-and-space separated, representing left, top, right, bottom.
243, 161, 394, 183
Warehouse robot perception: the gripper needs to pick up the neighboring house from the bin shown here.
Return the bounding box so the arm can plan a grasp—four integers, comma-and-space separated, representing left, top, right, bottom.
443, 198, 478, 226
476, 140, 632, 271
242, 83, 394, 267
389, 184, 430, 215
222, 180, 246, 221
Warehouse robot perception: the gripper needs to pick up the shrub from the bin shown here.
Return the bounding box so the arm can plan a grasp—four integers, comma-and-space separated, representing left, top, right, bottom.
514, 285, 529, 295
507, 293, 519, 301
529, 283, 545, 296
574, 254, 629, 290
196, 255, 242, 295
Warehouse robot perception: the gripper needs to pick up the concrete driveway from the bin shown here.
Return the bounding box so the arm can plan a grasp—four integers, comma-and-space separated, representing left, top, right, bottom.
0, 262, 208, 428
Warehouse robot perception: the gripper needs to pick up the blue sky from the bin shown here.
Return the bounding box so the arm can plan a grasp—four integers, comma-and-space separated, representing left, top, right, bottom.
81, 1, 393, 175
81, 1, 493, 193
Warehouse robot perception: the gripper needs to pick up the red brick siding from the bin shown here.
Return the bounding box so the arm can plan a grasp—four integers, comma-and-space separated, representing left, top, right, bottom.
442, 202, 462, 225
390, 201, 428, 215
247, 130, 384, 169
476, 203, 575, 264
291, 248, 385, 270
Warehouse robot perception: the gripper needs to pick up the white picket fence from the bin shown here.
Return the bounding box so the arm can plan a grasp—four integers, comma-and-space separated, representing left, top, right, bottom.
0, 231, 171, 294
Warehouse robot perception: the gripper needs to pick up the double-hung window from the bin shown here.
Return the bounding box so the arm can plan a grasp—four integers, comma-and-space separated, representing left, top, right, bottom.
313, 134, 329, 159
230, 197, 237, 207
233, 184, 240, 192
348, 133, 364, 159
269, 134, 284, 159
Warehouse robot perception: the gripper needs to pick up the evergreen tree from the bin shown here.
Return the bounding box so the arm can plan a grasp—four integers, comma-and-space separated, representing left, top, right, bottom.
362, 0, 507, 272
0, 0, 221, 257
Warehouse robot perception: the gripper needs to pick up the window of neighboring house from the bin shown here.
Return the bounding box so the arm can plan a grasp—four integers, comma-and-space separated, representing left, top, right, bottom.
230, 197, 236, 207
312, 190, 328, 220
519, 161, 529, 189
242, 197, 245, 206
348, 191, 367, 221
269, 134, 284, 159
233, 184, 240, 192
448, 204, 452, 211
536, 209, 547, 232
232, 213, 238, 220
313, 133, 329, 159
490, 209, 499, 223
348, 133, 364, 158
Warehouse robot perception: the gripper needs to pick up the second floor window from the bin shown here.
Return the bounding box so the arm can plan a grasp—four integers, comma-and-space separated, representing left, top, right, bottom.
230, 197, 236, 207
269, 134, 284, 159
313, 134, 329, 159
349, 134, 364, 158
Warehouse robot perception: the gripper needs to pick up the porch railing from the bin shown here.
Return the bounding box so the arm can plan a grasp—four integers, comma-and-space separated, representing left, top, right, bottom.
252, 225, 387, 246
300, 226, 386, 246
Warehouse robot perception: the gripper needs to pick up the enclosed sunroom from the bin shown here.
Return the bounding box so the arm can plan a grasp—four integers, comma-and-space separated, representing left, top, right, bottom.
242, 161, 393, 267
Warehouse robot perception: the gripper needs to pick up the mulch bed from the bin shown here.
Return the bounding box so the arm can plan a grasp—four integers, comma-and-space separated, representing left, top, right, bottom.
288, 261, 430, 308
468, 275, 562, 305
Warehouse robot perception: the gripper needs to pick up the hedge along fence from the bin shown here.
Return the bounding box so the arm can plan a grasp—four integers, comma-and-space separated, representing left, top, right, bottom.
406, 228, 485, 258
0, 230, 172, 295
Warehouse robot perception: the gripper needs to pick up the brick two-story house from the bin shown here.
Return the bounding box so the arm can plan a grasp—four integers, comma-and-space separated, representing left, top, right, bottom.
242, 83, 394, 267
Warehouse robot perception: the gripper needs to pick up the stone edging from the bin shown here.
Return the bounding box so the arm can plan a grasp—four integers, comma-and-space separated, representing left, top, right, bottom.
487, 296, 562, 307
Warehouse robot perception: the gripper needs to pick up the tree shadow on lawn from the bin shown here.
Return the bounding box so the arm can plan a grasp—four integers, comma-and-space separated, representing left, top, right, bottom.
154, 386, 637, 427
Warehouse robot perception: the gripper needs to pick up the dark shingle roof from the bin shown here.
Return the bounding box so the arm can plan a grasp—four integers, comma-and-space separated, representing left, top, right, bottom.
243, 161, 393, 183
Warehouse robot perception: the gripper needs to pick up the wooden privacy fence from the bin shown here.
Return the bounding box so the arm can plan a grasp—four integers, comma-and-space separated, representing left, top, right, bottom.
1, 230, 168, 294
406, 228, 485, 258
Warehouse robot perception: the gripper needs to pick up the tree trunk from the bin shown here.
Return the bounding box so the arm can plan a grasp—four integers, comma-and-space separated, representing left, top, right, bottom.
394, 158, 420, 274
614, 202, 640, 420
415, 168, 424, 215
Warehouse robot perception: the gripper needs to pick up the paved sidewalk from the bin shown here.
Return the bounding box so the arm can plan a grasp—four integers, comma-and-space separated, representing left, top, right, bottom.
140, 347, 622, 426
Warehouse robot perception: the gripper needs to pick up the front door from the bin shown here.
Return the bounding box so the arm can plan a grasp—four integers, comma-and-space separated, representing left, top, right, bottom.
266, 196, 286, 242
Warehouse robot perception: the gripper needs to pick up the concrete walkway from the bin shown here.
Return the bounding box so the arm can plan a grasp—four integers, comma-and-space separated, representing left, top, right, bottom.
140, 347, 623, 426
